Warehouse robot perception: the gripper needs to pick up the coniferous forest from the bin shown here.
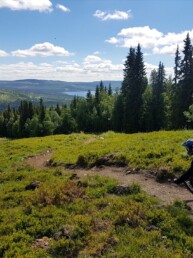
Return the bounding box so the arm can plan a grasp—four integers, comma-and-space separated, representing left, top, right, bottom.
1, 34, 193, 138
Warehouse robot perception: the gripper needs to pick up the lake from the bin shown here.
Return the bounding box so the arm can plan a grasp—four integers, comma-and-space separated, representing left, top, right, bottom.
64, 91, 95, 97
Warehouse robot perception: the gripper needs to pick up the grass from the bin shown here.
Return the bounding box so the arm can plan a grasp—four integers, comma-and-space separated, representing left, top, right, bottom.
48, 130, 192, 174
1, 130, 193, 257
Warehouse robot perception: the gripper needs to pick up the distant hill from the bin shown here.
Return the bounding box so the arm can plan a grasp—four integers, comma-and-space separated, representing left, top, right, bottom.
0, 79, 121, 94
0, 79, 122, 110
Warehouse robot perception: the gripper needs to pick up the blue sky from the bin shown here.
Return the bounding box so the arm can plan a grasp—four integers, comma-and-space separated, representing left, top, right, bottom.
0, 0, 193, 82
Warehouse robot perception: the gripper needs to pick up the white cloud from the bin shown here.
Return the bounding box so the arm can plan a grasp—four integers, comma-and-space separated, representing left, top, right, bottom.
93, 51, 100, 55
12, 42, 73, 57
152, 45, 177, 55
0, 0, 52, 12
94, 9, 132, 21
105, 37, 120, 44
0, 55, 124, 81
106, 26, 193, 55
84, 55, 102, 63
0, 56, 174, 82
110, 26, 163, 48
0, 50, 9, 57
83, 55, 123, 76
145, 62, 173, 79
56, 4, 70, 12
118, 26, 162, 38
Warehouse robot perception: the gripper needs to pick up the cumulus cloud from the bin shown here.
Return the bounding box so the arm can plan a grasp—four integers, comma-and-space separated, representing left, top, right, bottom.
0, 50, 9, 57
0, 0, 52, 12
105, 37, 120, 44
145, 62, 173, 79
56, 4, 70, 12
94, 9, 132, 21
0, 54, 174, 82
84, 55, 102, 63
82, 55, 123, 80
106, 26, 193, 55
0, 55, 124, 81
12, 42, 73, 57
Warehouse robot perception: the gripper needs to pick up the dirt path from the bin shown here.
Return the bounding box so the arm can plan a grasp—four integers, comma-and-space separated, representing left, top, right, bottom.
24, 152, 193, 210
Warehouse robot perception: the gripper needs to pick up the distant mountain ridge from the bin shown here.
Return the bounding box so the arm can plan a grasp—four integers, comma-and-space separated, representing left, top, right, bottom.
0, 79, 122, 110
0, 79, 122, 94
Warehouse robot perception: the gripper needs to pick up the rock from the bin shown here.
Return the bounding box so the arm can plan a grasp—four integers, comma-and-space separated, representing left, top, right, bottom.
146, 225, 160, 231
108, 185, 130, 195
156, 169, 172, 183
69, 173, 79, 180
32, 237, 50, 249
25, 180, 41, 190
53, 226, 73, 240
77, 180, 87, 187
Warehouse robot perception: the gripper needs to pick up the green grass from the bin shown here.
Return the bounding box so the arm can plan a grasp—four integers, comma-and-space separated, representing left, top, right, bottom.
1, 130, 193, 257
48, 130, 192, 174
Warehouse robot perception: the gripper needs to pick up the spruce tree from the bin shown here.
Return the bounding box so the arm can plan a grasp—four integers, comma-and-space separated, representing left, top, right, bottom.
121, 44, 147, 133
173, 45, 181, 86
152, 62, 166, 130
176, 33, 193, 128
108, 83, 112, 96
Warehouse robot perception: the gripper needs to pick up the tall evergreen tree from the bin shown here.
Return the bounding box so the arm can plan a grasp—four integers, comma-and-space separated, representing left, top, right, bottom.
121, 44, 147, 133
99, 80, 104, 92
108, 83, 112, 96
173, 45, 181, 86
152, 62, 166, 130
140, 86, 154, 132
39, 98, 46, 123
112, 94, 124, 132
18, 100, 31, 137
176, 33, 193, 128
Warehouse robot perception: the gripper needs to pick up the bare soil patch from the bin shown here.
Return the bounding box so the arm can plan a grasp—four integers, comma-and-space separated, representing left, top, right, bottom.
24, 152, 193, 210
24, 151, 53, 169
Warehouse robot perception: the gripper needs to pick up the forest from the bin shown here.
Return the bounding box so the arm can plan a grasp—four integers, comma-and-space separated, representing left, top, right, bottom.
0, 33, 193, 138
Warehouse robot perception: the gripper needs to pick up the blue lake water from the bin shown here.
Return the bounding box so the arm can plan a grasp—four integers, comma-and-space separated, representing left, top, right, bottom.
64, 91, 95, 97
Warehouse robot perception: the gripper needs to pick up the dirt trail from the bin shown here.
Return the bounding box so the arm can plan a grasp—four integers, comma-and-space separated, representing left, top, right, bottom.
24, 152, 193, 210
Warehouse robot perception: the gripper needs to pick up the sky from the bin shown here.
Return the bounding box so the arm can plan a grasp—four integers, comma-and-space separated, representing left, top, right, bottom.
0, 0, 193, 82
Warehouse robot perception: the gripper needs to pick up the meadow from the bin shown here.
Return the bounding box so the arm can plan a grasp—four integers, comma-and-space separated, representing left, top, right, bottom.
1, 130, 193, 257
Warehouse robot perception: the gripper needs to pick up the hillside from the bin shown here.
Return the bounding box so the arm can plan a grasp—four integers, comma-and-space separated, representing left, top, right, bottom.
0, 79, 121, 110
0, 89, 73, 111
0, 79, 121, 92
1, 131, 193, 257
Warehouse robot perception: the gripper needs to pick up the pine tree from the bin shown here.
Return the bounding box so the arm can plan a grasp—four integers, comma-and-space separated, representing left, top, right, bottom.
140, 86, 154, 132
18, 100, 30, 137
173, 45, 181, 86
180, 33, 193, 80
112, 94, 124, 131
39, 98, 46, 123
55, 103, 61, 115
152, 62, 166, 130
108, 83, 112, 96
99, 80, 104, 92
121, 44, 147, 133
176, 33, 193, 128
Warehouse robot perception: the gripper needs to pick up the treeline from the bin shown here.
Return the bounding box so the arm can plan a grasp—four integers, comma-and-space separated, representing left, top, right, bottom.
1, 33, 193, 138
114, 33, 193, 133
0, 83, 115, 138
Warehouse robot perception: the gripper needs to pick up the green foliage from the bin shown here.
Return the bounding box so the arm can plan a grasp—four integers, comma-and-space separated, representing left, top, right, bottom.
48, 238, 80, 258
121, 44, 147, 133
1, 131, 193, 257
50, 130, 192, 174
